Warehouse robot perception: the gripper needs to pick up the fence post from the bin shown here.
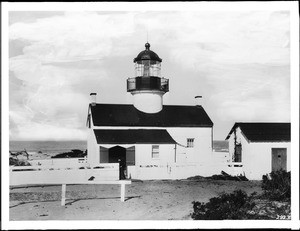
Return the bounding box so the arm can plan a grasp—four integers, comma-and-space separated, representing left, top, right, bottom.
120, 182, 125, 202
61, 184, 66, 206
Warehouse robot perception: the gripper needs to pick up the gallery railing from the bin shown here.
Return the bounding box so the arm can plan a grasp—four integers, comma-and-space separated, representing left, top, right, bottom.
127, 76, 169, 93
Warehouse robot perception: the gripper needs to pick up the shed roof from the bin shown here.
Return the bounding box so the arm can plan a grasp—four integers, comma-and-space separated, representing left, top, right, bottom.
94, 129, 177, 144
90, 104, 213, 127
225, 122, 291, 142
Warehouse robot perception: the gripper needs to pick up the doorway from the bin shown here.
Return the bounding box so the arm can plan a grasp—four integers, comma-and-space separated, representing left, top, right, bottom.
109, 146, 126, 179
271, 148, 287, 172
234, 144, 242, 162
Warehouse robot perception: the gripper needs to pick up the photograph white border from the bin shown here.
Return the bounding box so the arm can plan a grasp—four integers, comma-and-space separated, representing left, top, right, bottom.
1, 1, 299, 230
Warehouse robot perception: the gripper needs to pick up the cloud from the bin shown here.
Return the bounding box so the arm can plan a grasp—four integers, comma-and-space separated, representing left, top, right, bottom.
167, 11, 290, 67
9, 39, 31, 57
10, 11, 136, 61
208, 63, 290, 136
9, 11, 136, 140
9, 11, 65, 25
8, 10, 290, 140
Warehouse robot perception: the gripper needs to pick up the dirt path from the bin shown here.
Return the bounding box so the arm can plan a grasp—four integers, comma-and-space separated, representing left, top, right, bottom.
9, 179, 262, 220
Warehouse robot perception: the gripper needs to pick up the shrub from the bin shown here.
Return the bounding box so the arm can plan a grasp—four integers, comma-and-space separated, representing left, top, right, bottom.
51, 149, 87, 158
9, 157, 31, 166
261, 170, 291, 201
191, 190, 256, 220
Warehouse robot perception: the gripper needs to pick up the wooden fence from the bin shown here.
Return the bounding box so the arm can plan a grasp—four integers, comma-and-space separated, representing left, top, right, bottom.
28, 157, 88, 168
9, 163, 132, 204
10, 163, 120, 186
127, 162, 231, 180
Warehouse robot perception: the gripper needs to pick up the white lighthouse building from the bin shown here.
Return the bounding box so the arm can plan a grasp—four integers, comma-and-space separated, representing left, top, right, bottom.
86, 43, 216, 180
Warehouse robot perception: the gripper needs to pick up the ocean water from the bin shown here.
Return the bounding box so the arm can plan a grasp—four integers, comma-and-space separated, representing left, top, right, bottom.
9, 140, 227, 158
9, 140, 87, 155
212, 140, 229, 152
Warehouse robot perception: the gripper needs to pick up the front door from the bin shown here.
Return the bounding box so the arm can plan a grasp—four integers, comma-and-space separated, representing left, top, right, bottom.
272, 148, 287, 171
109, 146, 126, 179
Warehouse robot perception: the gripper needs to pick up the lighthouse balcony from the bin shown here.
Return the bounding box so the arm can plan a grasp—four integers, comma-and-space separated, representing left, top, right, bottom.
127, 76, 169, 93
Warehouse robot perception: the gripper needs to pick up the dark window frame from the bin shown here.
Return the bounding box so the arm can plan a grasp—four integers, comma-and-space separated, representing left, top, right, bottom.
187, 138, 195, 148
151, 145, 160, 159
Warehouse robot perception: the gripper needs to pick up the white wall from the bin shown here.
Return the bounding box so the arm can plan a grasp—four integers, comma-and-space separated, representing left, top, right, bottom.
135, 144, 176, 166
87, 128, 99, 166
127, 144, 175, 179
227, 127, 291, 180
29, 158, 88, 168
243, 142, 291, 180
89, 126, 213, 165
212, 151, 229, 163
128, 163, 200, 180
167, 127, 213, 164
132, 91, 164, 113
127, 142, 226, 180
88, 117, 215, 179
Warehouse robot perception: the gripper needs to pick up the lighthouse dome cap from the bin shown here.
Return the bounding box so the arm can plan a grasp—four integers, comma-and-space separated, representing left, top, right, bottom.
134, 43, 162, 63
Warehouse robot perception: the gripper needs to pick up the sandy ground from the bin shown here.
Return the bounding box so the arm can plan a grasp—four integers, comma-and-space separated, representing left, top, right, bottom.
9, 179, 262, 220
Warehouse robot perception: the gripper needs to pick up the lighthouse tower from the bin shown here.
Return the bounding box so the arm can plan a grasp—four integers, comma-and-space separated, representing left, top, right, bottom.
127, 43, 169, 113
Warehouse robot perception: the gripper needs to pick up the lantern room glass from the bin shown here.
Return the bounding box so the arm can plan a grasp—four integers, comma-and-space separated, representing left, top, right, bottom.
135, 60, 161, 77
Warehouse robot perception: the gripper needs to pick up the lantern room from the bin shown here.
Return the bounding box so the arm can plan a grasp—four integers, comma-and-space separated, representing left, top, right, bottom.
127, 43, 169, 94
127, 43, 169, 113
134, 42, 162, 77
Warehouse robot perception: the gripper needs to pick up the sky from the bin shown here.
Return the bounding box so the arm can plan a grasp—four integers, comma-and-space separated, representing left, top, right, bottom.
8, 6, 291, 141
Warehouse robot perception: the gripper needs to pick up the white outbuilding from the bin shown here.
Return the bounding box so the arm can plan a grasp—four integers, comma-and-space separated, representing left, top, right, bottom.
86, 43, 215, 180
225, 122, 291, 180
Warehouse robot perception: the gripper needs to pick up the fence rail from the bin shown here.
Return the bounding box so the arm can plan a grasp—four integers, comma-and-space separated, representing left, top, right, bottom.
127, 161, 244, 180
10, 163, 120, 186
10, 163, 118, 172
28, 157, 88, 167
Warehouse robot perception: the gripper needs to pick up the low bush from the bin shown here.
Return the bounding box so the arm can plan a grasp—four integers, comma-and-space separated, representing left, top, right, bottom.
191, 190, 257, 220
51, 149, 87, 158
187, 172, 248, 181
191, 170, 291, 220
9, 157, 31, 166
262, 170, 291, 201
209, 173, 248, 181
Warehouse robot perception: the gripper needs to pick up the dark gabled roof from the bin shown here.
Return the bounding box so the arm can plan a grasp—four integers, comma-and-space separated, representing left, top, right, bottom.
94, 129, 176, 144
90, 104, 213, 127
225, 122, 291, 142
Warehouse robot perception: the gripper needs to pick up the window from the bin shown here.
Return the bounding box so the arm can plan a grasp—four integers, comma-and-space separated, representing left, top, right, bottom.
152, 145, 159, 159
187, 138, 194, 148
